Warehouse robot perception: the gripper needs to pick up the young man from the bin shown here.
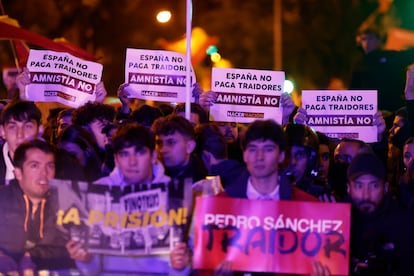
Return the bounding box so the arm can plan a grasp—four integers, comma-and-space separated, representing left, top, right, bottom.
347, 152, 414, 275
71, 102, 116, 177
194, 123, 245, 188
152, 114, 207, 183
95, 122, 170, 187
0, 140, 73, 274
225, 119, 317, 201
284, 124, 318, 182
67, 122, 189, 275
0, 100, 44, 185
178, 120, 326, 275
71, 102, 115, 151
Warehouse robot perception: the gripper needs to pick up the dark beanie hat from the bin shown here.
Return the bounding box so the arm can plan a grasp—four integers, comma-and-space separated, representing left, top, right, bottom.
347, 153, 386, 181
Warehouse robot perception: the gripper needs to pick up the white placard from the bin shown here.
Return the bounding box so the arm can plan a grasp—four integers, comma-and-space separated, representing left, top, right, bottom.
209, 68, 284, 123
301, 90, 378, 142
125, 48, 196, 103
26, 49, 103, 108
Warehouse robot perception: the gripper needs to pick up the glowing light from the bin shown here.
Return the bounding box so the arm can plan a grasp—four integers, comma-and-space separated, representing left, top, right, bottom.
156, 10, 172, 23
210, 52, 221, 63
284, 79, 294, 94
206, 45, 218, 55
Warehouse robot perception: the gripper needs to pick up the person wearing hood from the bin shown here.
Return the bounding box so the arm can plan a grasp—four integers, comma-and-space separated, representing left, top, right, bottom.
67, 122, 189, 275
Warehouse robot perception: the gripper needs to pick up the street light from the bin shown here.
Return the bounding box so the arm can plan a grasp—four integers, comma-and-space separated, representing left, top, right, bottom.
156, 10, 172, 23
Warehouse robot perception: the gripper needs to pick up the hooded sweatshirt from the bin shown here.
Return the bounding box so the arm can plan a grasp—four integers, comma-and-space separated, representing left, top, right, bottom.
76, 162, 190, 275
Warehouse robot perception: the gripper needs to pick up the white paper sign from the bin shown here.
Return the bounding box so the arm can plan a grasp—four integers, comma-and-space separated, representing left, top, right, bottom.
209, 68, 284, 123
301, 90, 378, 142
125, 48, 196, 103
26, 49, 103, 108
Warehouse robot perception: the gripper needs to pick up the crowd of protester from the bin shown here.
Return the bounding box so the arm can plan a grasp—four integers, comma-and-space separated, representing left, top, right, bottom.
1, 29, 414, 275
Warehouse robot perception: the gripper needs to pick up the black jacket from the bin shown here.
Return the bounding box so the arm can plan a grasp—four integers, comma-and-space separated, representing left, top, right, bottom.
210, 159, 246, 188
349, 195, 414, 275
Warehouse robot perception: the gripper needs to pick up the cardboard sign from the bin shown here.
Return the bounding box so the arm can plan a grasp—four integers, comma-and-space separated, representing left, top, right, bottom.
194, 197, 350, 275
301, 90, 378, 142
125, 48, 196, 103
50, 179, 193, 256
209, 68, 285, 123
26, 49, 103, 108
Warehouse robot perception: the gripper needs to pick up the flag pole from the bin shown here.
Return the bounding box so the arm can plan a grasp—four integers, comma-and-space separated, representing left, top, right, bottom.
185, 0, 192, 120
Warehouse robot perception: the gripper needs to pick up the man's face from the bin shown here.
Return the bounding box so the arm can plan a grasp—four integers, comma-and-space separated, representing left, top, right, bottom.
243, 139, 285, 180
287, 145, 308, 183
334, 141, 361, 165
14, 148, 55, 203
217, 122, 238, 144
1, 119, 40, 156
318, 144, 330, 179
89, 119, 109, 149
358, 33, 381, 54
348, 174, 387, 214
403, 142, 414, 169
56, 115, 72, 138
114, 146, 154, 185
155, 132, 194, 168
389, 115, 405, 138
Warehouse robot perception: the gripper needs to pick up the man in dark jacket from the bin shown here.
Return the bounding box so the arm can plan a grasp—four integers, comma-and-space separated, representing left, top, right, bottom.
0, 140, 73, 274
194, 122, 245, 188
225, 119, 317, 202
347, 152, 414, 275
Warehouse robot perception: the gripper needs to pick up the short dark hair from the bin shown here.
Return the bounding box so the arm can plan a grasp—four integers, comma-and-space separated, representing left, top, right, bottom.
284, 123, 319, 152
1, 100, 42, 126
358, 27, 387, 44
195, 123, 227, 159
241, 119, 287, 152
112, 122, 155, 153
57, 125, 98, 153
404, 137, 414, 147
57, 108, 75, 122
395, 107, 408, 121
152, 114, 195, 140
72, 102, 115, 126
129, 104, 162, 128
14, 139, 55, 169
316, 131, 330, 146
174, 103, 208, 124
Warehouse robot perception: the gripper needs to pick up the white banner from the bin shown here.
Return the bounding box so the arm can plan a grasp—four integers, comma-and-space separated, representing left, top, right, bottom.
125, 48, 196, 103
301, 90, 378, 142
51, 179, 193, 256
26, 49, 103, 108
209, 68, 285, 123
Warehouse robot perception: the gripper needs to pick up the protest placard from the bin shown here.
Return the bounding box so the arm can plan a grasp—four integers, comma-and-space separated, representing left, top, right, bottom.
193, 197, 350, 275
125, 48, 196, 103
301, 90, 378, 142
50, 179, 193, 256
26, 49, 103, 108
209, 68, 284, 123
